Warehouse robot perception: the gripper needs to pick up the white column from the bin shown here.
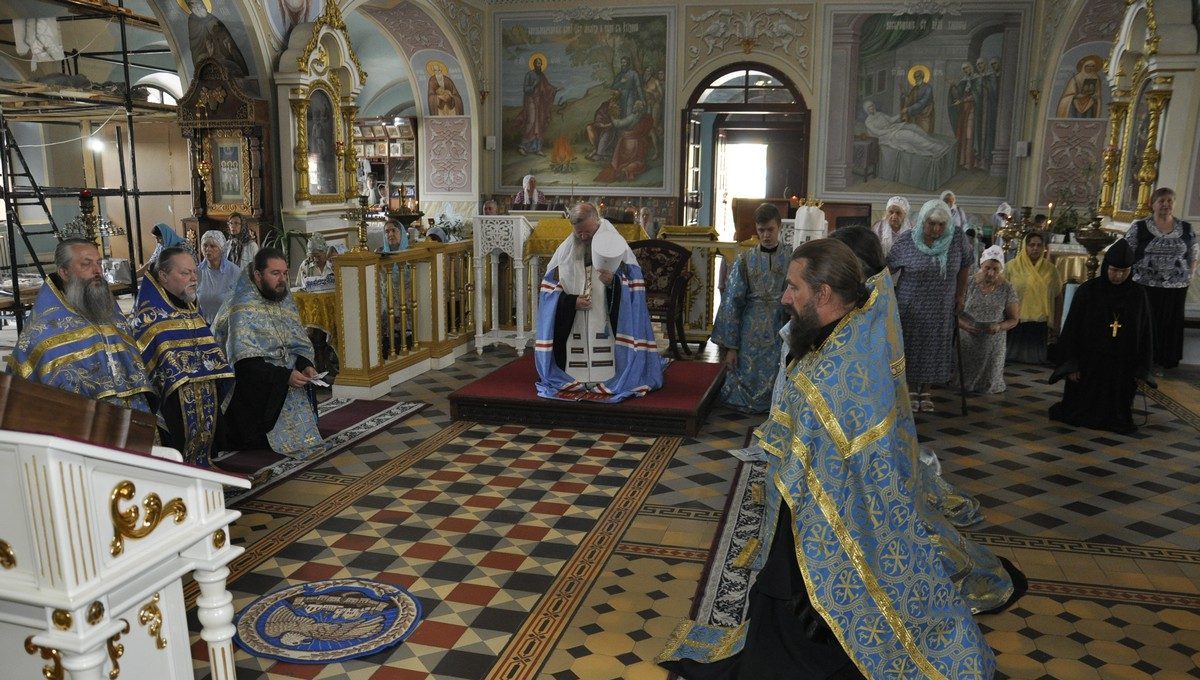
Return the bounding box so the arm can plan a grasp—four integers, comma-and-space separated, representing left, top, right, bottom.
194, 566, 238, 680
60, 645, 108, 680
514, 252, 528, 353
474, 253, 485, 354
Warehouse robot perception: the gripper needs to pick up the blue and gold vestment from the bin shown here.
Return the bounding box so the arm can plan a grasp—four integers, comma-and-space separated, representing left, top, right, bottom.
130, 275, 234, 465
661, 274, 997, 679
12, 278, 152, 413
711, 245, 790, 413
212, 272, 323, 457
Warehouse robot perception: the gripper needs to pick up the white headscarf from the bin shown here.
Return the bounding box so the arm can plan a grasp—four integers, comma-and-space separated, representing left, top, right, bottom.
991, 202, 1012, 230
980, 244, 1005, 270
517, 174, 540, 205
200, 229, 226, 249
886, 195, 910, 215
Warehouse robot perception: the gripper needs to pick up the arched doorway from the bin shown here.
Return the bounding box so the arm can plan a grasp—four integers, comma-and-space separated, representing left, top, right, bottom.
680, 63, 808, 238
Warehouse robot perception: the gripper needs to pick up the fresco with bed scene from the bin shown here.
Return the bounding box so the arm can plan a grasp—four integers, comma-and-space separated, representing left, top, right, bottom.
825, 10, 1025, 199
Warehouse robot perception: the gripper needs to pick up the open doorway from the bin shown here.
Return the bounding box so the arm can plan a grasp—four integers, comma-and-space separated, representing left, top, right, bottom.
679, 63, 808, 232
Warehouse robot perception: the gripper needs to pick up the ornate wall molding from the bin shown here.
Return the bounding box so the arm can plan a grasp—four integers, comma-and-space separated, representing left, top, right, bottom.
426, 117, 471, 193
685, 5, 813, 82
361, 3, 451, 59
432, 0, 484, 85
892, 1, 964, 15
1039, 119, 1107, 206
1069, 0, 1125, 48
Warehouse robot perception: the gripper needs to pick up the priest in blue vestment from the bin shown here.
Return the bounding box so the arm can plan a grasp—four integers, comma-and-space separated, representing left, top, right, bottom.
12, 239, 153, 412
660, 239, 997, 680
211, 247, 324, 458
711, 202, 790, 413
534, 202, 666, 403
130, 246, 234, 466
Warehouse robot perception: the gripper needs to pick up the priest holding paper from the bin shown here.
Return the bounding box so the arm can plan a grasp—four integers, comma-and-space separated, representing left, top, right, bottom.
534, 202, 666, 402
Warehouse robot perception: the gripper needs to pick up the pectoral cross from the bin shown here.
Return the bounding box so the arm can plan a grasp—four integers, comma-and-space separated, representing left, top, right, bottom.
1110, 316, 1121, 338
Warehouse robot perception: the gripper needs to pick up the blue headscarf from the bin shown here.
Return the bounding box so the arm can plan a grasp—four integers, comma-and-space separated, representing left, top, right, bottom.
912, 199, 955, 277
153, 223, 186, 248
380, 222, 409, 252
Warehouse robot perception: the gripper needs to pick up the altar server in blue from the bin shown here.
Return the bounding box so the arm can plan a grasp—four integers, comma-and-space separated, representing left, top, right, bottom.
12, 239, 153, 412
212, 247, 324, 458
660, 239, 996, 680
131, 246, 234, 466
711, 202, 790, 413
534, 201, 666, 402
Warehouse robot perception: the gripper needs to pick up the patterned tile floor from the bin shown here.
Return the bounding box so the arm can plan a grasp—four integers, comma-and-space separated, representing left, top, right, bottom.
164, 346, 1198, 680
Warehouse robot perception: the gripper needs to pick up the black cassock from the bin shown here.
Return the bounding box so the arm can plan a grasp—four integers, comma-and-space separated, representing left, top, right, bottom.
1049, 266, 1153, 434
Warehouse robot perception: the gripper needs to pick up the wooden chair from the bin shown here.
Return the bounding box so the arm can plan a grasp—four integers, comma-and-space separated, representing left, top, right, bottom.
629, 238, 693, 358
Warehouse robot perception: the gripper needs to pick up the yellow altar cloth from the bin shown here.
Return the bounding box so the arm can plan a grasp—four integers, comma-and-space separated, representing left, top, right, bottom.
293, 289, 339, 349
525, 219, 649, 257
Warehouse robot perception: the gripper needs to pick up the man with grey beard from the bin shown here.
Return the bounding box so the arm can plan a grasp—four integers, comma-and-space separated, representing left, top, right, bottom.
130, 246, 233, 466
12, 238, 153, 412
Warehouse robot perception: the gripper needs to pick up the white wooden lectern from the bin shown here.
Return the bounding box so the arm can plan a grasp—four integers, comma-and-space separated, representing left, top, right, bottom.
473, 215, 534, 355
0, 431, 250, 680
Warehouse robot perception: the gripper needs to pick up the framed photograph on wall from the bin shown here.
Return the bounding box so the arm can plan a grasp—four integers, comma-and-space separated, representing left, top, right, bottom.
371, 124, 386, 138
389, 141, 403, 156
352, 125, 363, 138
386, 124, 401, 138
375, 141, 389, 157
400, 140, 415, 157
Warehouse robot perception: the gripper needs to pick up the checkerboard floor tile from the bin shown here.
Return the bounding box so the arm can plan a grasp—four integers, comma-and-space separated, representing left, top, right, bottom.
187, 348, 1200, 679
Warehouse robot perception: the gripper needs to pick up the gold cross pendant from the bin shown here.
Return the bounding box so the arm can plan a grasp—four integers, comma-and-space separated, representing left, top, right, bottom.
1110, 317, 1121, 338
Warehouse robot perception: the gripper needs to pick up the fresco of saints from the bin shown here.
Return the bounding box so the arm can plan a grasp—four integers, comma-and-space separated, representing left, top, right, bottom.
1056, 55, 1104, 118
426, 60, 464, 116
901, 65, 934, 134
515, 53, 561, 156
180, 0, 248, 77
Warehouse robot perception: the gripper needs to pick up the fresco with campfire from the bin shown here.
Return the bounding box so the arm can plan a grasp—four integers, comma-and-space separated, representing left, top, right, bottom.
498, 11, 670, 193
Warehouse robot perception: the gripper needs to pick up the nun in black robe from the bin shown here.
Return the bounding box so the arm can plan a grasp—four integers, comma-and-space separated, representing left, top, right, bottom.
1049, 240, 1154, 434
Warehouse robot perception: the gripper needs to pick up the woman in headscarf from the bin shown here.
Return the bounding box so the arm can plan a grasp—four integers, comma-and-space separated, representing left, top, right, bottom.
958, 245, 1019, 394
1005, 231, 1061, 364
991, 202, 1013, 231
511, 174, 548, 207
941, 190, 968, 233
888, 199, 974, 413
136, 223, 189, 277
1049, 240, 1154, 434
223, 212, 258, 269
196, 229, 240, 324
870, 195, 911, 256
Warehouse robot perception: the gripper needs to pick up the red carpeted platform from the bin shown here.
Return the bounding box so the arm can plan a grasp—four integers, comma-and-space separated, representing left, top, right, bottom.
449, 354, 725, 436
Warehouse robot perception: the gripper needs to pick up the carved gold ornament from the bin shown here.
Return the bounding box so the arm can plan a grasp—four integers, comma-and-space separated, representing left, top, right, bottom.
52, 609, 72, 630
88, 601, 105, 625
138, 593, 167, 649
107, 620, 130, 679
0, 539, 14, 568
109, 481, 187, 556
213, 528, 227, 549
24, 636, 64, 680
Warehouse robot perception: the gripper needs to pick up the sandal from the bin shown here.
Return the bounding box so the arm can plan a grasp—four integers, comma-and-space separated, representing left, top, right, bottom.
919, 394, 935, 412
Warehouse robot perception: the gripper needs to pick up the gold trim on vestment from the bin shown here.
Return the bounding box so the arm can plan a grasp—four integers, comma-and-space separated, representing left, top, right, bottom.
785, 433, 949, 680
18, 325, 119, 377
